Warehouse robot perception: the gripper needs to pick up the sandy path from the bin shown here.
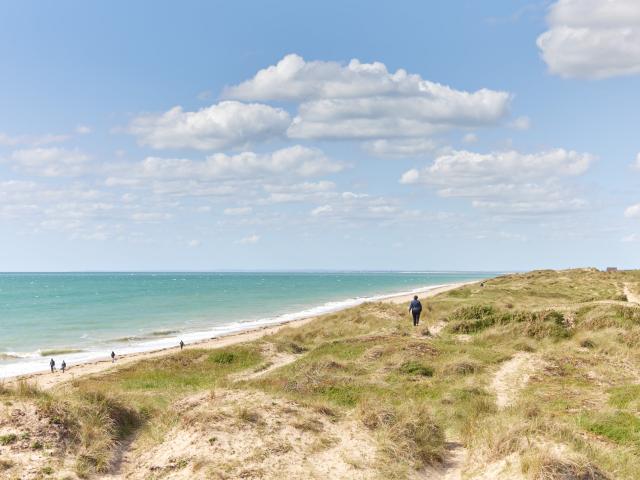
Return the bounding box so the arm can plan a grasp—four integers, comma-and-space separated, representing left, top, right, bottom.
624, 283, 640, 304
231, 343, 299, 382
491, 352, 541, 409
9, 281, 474, 390
438, 442, 467, 480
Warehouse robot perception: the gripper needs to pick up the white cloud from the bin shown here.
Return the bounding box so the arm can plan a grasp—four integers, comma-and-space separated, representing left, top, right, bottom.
76, 125, 92, 134
462, 133, 478, 143
120, 146, 342, 183
224, 207, 253, 216
363, 138, 439, 157
311, 204, 333, 216
238, 233, 260, 244
264, 181, 336, 194
622, 233, 640, 242
401, 148, 592, 186
537, 0, 640, 79
131, 212, 173, 222
632, 152, 640, 170
5, 147, 90, 177
187, 239, 201, 248
509, 116, 531, 130
127, 100, 291, 150
224, 54, 511, 141
342, 191, 369, 199
258, 181, 338, 205
625, 203, 640, 218
401, 148, 594, 214
0, 132, 70, 147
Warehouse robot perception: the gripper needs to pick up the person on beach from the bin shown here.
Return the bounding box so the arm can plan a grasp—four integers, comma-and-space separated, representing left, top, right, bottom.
49, 358, 55, 373
409, 295, 422, 327
111, 351, 116, 363
61, 360, 66, 373
180, 340, 185, 350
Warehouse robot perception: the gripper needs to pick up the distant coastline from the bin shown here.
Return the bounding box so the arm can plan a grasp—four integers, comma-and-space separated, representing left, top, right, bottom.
3, 280, 480, 384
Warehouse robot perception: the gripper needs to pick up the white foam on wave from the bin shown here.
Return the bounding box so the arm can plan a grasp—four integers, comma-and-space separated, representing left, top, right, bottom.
0, 282, 454, 379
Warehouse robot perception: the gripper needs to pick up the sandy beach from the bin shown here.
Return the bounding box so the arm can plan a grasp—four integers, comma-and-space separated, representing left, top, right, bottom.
7, 281, 474, 390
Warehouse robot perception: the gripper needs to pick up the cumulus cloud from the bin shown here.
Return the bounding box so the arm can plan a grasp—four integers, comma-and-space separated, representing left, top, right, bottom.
110, 146, 342, 185
76, 125, 92, 134
224, 207, 253, 216
299, 188, 424, 227
311, 204, 333, 216
625, 203, 640, 218
401, 148, 594, 214
363, 139, 439, 157
259, 181, 337, 205
238, 233, 260, 244
224, 54, 511, 141
509, 116, 531, 130
130, 212, 173, 223
0, 132, 71, 147
622, 233, 640, 242
127, 100, 291, 150
537, 0, 640, 79
5, 147, 91, 177
462, 133, 478, 143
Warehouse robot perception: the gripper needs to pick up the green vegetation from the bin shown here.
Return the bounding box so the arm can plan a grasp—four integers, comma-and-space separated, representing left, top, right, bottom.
1, 268, 640, 478
0, 433, 17, 445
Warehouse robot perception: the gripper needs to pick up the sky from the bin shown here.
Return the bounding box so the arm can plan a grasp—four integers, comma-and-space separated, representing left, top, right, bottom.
0, 0, 639, 272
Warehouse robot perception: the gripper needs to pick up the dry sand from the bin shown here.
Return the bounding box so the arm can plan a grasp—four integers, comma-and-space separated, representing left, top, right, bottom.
8, 281, 475, 390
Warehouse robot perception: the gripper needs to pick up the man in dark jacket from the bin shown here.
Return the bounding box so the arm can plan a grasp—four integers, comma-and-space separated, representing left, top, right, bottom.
409, 295, 422, 327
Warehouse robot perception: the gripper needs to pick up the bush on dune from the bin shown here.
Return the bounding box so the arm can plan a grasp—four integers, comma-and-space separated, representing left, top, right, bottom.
357, 398, 445, 474
446, 304, 570, 339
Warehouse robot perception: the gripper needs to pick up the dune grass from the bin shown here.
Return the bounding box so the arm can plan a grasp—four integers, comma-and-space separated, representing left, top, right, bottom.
2, 268, 640, 478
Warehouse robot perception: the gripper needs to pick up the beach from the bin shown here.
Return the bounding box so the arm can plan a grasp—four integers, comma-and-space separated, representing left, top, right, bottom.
2, 269, 640, 479
6, 281, 473, 390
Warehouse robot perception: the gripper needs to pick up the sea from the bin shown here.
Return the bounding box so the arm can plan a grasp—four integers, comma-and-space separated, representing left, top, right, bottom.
0, 271, 494, 378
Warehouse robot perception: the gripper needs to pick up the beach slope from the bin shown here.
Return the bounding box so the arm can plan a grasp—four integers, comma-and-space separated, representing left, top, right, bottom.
2, 269, 640, 479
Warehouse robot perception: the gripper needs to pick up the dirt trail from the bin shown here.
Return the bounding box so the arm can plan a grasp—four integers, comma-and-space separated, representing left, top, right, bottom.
232, 343, 298, 382
428, 441, 467, 480
491, 352, 542, 409
624, 283, 640, 304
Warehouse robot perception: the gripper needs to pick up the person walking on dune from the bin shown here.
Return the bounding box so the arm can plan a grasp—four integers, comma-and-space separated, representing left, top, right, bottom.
179, 340, 185, 350
111, 351, 116, 363
49, 358, 56, 373
61, 360, 66, 373
409, 295, 422, 327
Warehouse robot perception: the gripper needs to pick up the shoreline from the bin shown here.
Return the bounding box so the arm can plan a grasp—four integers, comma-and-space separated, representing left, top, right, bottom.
4, 281, 476, 389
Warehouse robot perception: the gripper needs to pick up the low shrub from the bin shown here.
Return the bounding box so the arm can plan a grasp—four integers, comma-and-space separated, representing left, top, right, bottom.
399, 361, 434, 377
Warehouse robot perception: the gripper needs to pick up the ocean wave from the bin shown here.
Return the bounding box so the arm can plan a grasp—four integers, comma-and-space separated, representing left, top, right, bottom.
40, 348, 84, 357
1, 350, 43, 360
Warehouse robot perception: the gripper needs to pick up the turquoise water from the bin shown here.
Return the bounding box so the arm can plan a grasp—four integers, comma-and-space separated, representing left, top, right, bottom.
0, 272, 493, 376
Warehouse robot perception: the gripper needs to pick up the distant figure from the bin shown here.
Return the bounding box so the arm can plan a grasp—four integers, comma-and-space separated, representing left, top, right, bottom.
480, 282, 485, 287
179, 340, 185, 350
49, 358, 56, 373
111, 351, 116, 363
409, 295, 423, 327
61, 360, 66, 373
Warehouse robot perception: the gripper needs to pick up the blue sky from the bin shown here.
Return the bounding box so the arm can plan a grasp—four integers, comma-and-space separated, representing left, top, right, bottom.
1, 0, 639, 271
